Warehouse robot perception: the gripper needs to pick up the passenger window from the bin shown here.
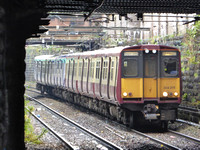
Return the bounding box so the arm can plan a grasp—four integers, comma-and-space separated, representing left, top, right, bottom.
123, 59, 138, 76
163, 58, 178, 76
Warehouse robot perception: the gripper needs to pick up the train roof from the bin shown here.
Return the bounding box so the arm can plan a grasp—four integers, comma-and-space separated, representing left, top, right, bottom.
34, 45, 179, 61
34, 55, 55, 61
124, 45, 179, 51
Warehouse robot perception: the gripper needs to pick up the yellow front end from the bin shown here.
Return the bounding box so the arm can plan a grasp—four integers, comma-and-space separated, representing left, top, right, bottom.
158, 78, 180, 99
121, 78, 180, 100
121, 78, 143, 98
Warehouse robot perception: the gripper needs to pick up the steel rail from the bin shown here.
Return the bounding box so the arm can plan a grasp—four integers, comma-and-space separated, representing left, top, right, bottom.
178, 106, 199, 112
25, 94, 122, 150
131, 129, 181, 150
25, 107, 76, 150
176, 119, 200, 128
168, 129, 200, 144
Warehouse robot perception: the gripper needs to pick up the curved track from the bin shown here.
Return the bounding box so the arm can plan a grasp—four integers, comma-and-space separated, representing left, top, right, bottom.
168, 129, 200, 143
25, 94, 123, 150
25, 85, 200, 149
25, 107, 75, 149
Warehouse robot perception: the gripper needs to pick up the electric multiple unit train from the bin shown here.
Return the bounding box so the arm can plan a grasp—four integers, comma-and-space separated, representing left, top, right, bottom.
34, 45, 181, 129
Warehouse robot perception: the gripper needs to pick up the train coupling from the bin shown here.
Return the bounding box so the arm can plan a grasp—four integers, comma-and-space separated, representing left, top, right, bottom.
143, 104, 160, 120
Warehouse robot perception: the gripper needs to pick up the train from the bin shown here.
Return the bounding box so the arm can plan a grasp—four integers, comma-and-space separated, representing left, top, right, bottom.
34, 45, 181, 130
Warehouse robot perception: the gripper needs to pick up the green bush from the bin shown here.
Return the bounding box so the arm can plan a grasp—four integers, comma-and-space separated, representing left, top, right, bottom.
25, 100, 47, 144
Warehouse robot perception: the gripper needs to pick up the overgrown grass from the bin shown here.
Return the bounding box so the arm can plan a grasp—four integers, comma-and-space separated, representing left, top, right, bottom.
25, 100, 48, 144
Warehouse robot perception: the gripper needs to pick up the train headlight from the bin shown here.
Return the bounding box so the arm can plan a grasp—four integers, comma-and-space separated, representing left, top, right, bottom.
145, 48, 149, 53
174, 92, 178, 96
145, 49, 149, 53
152, 49, 157, 53
123, 92, 128, 97
163, 92, 168, 97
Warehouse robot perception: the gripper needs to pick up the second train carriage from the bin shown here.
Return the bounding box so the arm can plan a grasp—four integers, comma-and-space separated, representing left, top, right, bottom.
34, 45, 181, 129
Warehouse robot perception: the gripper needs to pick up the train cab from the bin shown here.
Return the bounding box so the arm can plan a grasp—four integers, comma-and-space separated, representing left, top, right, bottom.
119, 45, 181, 125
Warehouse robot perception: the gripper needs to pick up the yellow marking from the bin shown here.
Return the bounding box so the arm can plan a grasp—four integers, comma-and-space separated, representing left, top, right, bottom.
144, 78, 157, 98
121, 78, 180, 99
121, 78, 143, 98
158, 78, 180, 98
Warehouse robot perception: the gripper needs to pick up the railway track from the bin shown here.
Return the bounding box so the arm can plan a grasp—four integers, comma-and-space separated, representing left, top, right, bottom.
107, 119, 200, 150
176, 119, 200, 128
178, 105, 199, 112
25, 85, 200, 127
168, 129, 200, 143
131, 128, 200, 150
25, 94, 122, 150
25, 107, 75, 150
25, 88, 200, 149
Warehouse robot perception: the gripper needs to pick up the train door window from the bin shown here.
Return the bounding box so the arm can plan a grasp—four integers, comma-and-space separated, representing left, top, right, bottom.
78, 60, 83, 77
96, 61, 101, 79
116, 57, 119, 78
74, 60, 77, 80
89, 59, 94, 80
50, 61, 52, 79
144, 55, 157, 77
65, 60, 69, 85
34, 61, 37, 80
123, 59, 138, 77
42, 61, 45, 81
57, 61, 59, 72
92, 62, 95, 79
52, 61, 54, 78
70, 60, 74, 77
40, 61, 42, 80
110, 60, 115, 81
83, 59, 88, 78
102, 60, 108, 80
89, 59, 92, 79
65, 60, 68, 75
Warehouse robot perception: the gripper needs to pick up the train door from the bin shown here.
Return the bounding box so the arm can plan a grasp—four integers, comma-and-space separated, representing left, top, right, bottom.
82, 58, 88, 94
69, 59, 74, 90
94, 57, 102, 99
101, 57, 110, 99
143, 51, 158, 98
77, 59, 83, 93
65, 59, 69, 89
72, 59, 77, 91
88, 58, 95, 97
109, 57, 118, 101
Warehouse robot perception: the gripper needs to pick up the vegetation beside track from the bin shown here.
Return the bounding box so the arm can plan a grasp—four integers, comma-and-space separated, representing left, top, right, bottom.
24, 99, 47, 144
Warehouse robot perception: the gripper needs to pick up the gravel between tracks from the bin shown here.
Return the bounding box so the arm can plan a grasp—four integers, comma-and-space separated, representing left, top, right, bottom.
25, 82, 200, 149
